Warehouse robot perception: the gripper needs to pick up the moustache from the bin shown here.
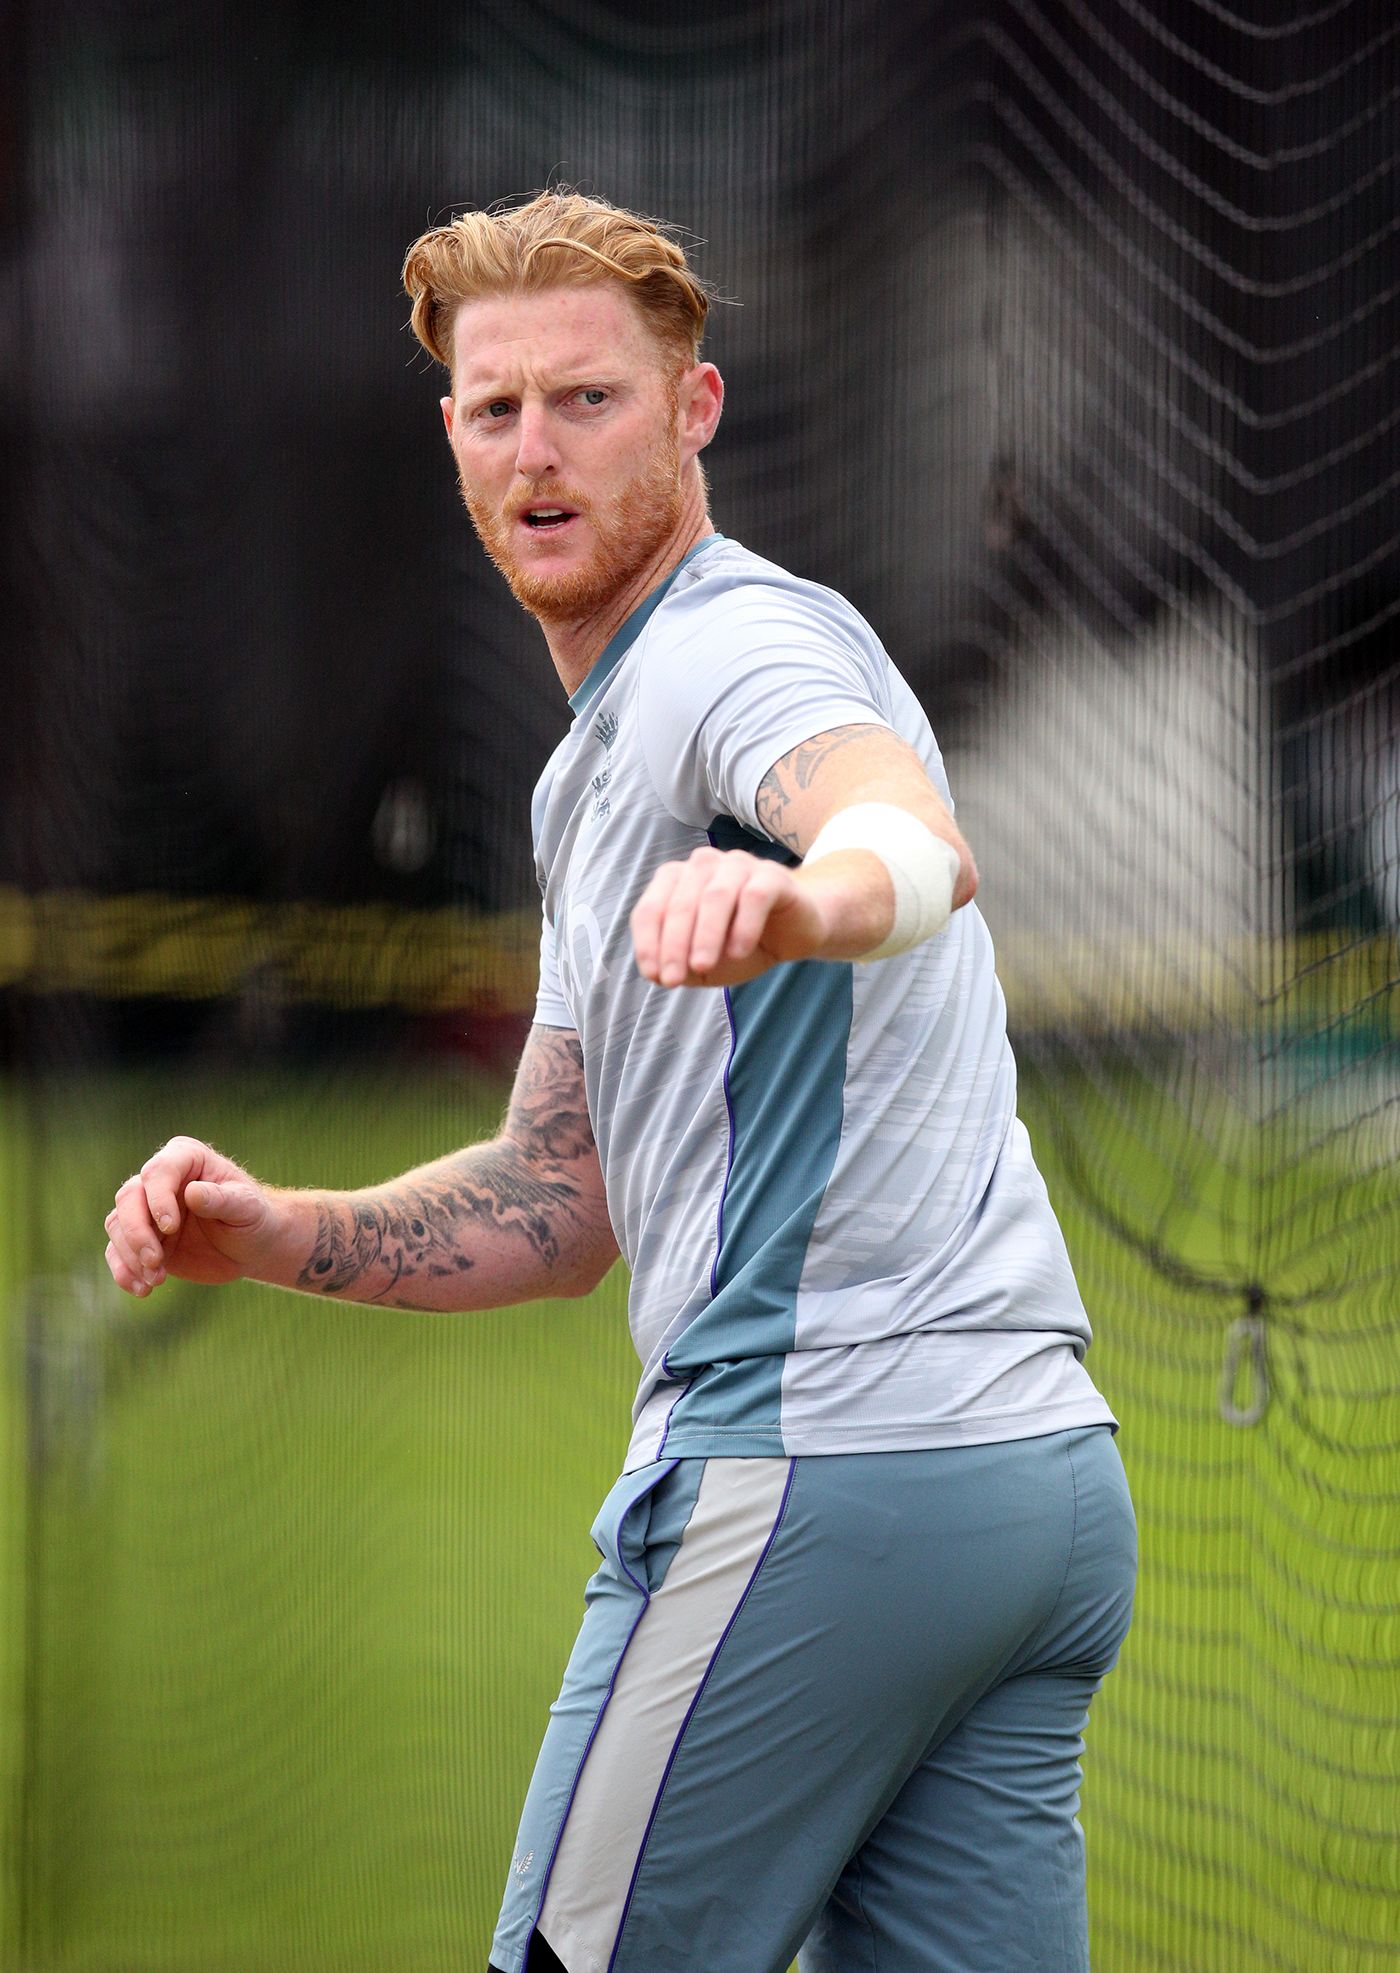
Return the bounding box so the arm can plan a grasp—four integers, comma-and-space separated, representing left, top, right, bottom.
503, 485, 594, 526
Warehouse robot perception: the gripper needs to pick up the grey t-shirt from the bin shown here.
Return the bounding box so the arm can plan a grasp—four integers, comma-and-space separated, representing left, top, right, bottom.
532, 534, 1116, 1469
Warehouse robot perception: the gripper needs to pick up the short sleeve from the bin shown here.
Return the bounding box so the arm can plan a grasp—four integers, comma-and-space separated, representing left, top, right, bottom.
638, 578, 894, 834
533, 909, 574, 1029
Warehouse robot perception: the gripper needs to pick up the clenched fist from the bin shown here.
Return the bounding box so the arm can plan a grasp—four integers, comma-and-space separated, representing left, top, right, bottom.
103, 1137, 282, 1296
629, 846, 829, 989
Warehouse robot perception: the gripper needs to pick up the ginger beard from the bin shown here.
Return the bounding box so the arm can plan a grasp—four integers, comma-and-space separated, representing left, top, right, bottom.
461, 386, 686, 624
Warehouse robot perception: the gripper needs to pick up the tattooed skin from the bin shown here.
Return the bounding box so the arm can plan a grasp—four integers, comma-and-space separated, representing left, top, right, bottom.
295, 1028, 608, 1306
504, 1026, 595, 1163
755, 725, 884, 854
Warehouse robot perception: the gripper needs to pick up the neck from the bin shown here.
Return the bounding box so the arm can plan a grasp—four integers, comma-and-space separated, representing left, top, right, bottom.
538, 484, 714, 698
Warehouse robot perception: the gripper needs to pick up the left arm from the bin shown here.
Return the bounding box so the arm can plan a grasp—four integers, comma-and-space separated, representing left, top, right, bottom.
630, 723, 978, 989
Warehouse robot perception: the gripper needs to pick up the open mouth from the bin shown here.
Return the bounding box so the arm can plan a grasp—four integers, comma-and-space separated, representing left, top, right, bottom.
522, 507, 578, 530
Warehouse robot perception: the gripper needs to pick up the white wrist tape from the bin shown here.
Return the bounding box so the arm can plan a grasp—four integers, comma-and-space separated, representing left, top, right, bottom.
803, 802, 960, 961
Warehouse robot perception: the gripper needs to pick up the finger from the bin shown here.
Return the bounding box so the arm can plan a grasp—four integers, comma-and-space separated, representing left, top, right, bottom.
630, 862, 690, 979
184, 1178, 262, 1227
105, 1210, 166, 1289
656, 856, 734, 987
110, 1176, 165, 1267
140, 1138, 205, 1237
725, 867, 789, 959
111, 1168, 163, 1246
687, 869, 753, 974
106, 1239, 152, 1298
104, 1209, 145, 1280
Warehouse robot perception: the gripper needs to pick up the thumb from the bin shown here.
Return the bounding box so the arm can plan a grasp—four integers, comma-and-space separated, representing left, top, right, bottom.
184, 1177, 264, 1227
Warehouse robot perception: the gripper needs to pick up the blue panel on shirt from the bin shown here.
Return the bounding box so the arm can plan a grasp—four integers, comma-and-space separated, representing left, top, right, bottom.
660, 818, 853, 1451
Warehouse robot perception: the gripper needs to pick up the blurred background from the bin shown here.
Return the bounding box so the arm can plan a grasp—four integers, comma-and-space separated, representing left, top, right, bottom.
3, 0, 1399, 1967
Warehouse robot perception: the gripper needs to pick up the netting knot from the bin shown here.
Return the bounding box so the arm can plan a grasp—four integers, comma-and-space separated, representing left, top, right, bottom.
1219, 1291, 1270, 1428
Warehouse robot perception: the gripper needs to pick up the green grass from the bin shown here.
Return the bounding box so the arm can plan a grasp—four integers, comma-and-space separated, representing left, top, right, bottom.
2, 1055, 1398, 1970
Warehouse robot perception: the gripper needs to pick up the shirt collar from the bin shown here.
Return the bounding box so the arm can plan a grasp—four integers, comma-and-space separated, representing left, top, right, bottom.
568, 535, 725, 717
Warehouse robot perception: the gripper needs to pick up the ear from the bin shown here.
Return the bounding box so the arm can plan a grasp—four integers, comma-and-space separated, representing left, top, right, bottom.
440, 395, 455, 441
679, 362, 724, 462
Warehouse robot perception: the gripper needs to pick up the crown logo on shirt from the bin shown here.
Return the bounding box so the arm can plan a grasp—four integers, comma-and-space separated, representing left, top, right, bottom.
591, 712, 618, 819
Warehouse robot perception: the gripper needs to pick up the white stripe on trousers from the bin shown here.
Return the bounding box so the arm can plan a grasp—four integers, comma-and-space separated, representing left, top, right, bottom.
539, 1458, 792, 1973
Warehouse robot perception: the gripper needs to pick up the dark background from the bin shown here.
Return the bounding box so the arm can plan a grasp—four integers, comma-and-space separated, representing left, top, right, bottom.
5, 0, 1397, 979
3, 10, 1400, 1970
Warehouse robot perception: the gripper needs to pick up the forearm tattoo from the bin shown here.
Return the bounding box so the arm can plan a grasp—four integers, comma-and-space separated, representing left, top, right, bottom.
296, 1029, 601, 1302
755, 725, 882, 854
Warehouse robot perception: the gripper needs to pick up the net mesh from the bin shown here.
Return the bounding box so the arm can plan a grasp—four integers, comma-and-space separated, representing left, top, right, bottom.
4, 1, 1399, 1968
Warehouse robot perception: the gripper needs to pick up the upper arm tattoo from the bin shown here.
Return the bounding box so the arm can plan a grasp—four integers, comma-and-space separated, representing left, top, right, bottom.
295, 1026, 607, 1303
501, 1025, 595, 1165
755, 724, 887, 854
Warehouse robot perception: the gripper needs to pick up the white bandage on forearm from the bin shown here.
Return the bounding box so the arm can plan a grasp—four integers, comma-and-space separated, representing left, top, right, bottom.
803, 802, 960, 961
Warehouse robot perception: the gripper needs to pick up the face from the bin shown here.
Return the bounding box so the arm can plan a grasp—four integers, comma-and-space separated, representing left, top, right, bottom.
441, 284, 720, 623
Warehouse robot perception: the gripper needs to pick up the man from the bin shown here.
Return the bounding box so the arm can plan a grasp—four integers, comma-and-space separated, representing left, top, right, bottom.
104, 191, 1135, 1973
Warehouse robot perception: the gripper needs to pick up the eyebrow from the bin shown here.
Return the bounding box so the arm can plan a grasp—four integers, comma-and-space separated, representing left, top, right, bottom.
458, 365, 632, 399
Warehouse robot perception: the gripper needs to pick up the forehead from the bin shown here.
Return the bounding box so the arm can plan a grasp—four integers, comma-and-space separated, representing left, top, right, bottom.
450, 284, 663, 391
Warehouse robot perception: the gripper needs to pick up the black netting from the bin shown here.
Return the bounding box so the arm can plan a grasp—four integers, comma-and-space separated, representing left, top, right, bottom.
3, 2, 1398, 1968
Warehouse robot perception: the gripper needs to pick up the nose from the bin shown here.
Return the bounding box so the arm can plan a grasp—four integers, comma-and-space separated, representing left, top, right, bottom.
514, 404, 561, 482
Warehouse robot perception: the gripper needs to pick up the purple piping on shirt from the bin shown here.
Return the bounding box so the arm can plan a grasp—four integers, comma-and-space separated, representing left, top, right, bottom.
656, 979, 736, 1461
654, 1374, 693, 1459
529, 1462, 679, 1939
605, 1457, 798, 1973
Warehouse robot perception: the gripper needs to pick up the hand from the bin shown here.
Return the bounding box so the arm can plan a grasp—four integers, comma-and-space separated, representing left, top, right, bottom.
630, 846, 828, 989
103, 1137, 280, 1296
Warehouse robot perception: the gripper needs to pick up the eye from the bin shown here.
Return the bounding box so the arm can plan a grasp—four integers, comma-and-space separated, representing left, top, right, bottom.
481, 399, 513, 420
575, 388, 608, 408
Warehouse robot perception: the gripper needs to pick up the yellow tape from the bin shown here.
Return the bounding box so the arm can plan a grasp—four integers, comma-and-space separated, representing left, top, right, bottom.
992, 931, 1400, 1032
0, 886, 1394, 1031
0, 888, 541, 1014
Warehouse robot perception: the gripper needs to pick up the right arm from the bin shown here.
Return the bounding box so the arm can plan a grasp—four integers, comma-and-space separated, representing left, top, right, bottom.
104, 1025, 618, 1312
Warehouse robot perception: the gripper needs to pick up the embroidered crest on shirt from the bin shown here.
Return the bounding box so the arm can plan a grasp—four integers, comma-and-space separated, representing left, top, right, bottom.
591, 710, 619, 818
